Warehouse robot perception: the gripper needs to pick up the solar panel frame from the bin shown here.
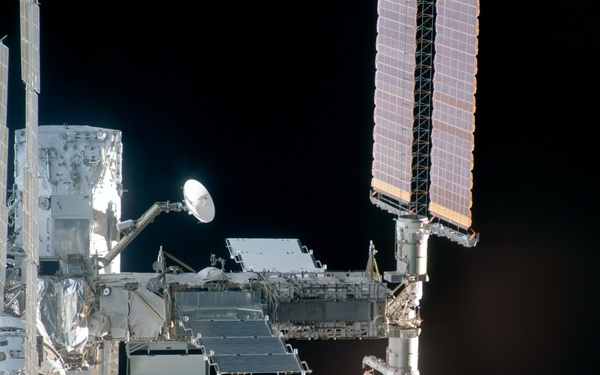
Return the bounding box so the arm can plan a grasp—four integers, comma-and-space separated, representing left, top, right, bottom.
0, 42, 8, 313
371, 0, 418, 206
188, 320, 273, 338
212, 353, 303, 373
199, 337, 288, 355
19, 0, 40, 93
189, 320, 304, 373
21, 1, 41, 370
0, 43, 7, 121
429, 0, 479, 229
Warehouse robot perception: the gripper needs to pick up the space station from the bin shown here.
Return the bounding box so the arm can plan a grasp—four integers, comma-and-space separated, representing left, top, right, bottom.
0, 1, 479, 374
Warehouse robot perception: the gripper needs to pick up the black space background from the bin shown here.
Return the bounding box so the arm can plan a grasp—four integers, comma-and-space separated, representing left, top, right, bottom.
0, 1, 598, 374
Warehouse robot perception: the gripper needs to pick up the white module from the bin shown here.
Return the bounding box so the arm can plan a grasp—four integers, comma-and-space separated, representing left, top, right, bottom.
11, 125, 123, 274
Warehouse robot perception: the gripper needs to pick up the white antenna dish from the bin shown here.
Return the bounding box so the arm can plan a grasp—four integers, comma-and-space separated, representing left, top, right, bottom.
183, 179, 215, 223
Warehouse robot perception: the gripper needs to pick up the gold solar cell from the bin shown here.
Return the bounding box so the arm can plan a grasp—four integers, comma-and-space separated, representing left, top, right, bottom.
430, 0, 479, 229
371, 0, 417, 206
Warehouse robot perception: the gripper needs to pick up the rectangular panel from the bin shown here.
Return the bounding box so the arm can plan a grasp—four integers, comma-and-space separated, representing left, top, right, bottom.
277, 300, 371, 322
190, 320, 303, 373
20, 0, 40, 93
371, 0, 418, 204
52, 219, 90, 257
226, 238, 324, 272
212, 354, 303, 373
129, 355, 206, 375
0, 43, 7, 128
189, 320, 272, 338
174, 290, 264, 321
430, 0, 479, 229
200, 337, 287, 355
0, 43, 8, 206
22, 2, 41, 367
0, 43, 9, 300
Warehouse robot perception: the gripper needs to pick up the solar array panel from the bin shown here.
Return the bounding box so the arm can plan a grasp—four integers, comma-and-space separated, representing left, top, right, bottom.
0, 43, 7, 118
19, 0, 40, 93
371, 0, 478, 237
20, 0, 41, 371
429, 0, 479, 229
371, 0, 418, 205
200, 334, 303, 372
175, 291, 305, 374
0, 42, 8, 313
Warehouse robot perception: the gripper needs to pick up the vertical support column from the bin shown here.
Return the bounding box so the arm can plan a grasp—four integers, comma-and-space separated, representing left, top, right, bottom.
23, 79, 40, 375
395, 215, 429, 280
363, 214, 429, 375
387, 328, 420, 374
20, 0, 41, 373
88, 340, 120, 375
410, 0, 436, 216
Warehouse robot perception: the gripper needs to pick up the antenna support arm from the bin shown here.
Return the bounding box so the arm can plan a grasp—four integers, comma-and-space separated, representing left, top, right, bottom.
101, 201, 184, 267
